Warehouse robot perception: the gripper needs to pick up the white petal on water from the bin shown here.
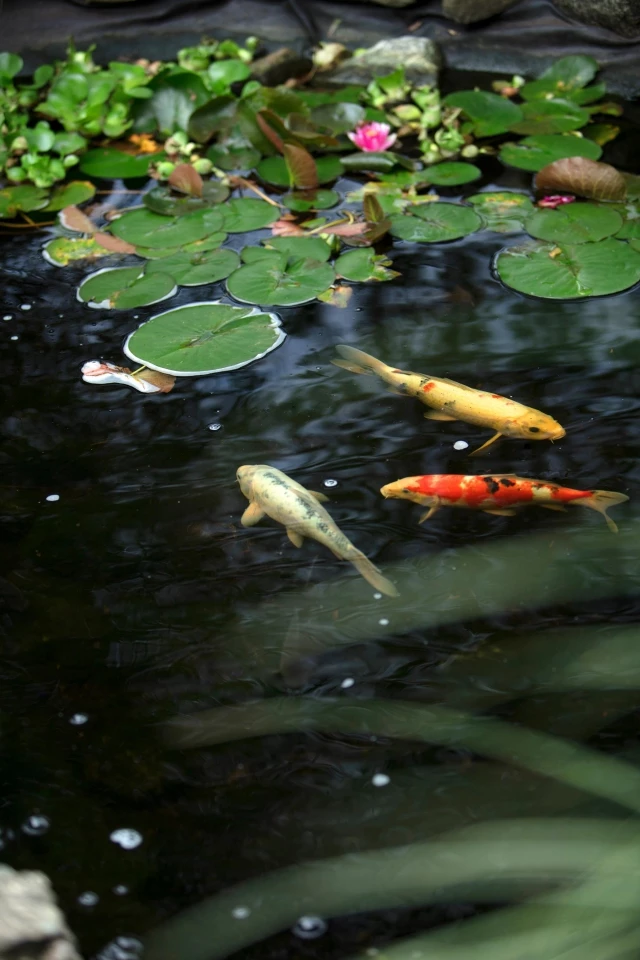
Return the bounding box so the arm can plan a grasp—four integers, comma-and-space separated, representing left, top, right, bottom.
110, 828, 143, 850
81, 360, 161, 394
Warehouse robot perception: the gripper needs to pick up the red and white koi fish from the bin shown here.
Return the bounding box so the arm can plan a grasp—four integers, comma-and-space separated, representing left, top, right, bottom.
332, 345, 565, 455
380, 474, 629, 532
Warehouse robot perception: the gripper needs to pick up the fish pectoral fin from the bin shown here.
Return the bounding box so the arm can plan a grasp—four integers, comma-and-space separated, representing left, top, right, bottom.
419, 504, 440, 523
287, 528, 304, 548
484, 507, 517, 517
308, 490, 330, 503
387, 386, 408, 396
469, 432, 503, 456
540, 503, 568, 512
423, 410, 457, 421
331, 358, 369, 375
241, 502, 265, 527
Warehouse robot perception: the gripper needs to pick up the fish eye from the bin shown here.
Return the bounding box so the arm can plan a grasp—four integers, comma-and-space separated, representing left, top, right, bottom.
402, 488, 410, 494
529, 427, 541, 433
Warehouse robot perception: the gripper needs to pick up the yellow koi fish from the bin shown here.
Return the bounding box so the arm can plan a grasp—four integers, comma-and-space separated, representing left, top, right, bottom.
332, 345, 566, 455
237, 464, 398, 597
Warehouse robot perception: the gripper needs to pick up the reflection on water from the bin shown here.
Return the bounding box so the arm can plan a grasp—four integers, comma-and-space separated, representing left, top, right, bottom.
1, 163, 640, 960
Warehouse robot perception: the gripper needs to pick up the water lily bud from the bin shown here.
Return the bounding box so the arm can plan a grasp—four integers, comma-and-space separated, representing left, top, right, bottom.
191, 158, 213, 175
461, 144, 479, 158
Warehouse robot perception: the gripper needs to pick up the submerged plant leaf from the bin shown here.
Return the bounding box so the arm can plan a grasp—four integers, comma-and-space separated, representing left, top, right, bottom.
495, 238, 640, 299
335, 248, 400, 282
256, 154, 343, 187
282, 189, 339, 212
509, 99, 589, 135
443, 90, 523, 136
227, 254, 335, 306
43, 236, 105, 266
110, 207, 224, 248
467, 192, 534, 233
78, 147, 157, 179
535, 157, 626, 201
424, 162, 482, 186
221, 198, 279, 233
81, 359, 175, 394
525, 203, 623, 244
145, 247, 240, 286
77, 266, 177, 309
0, 185, 49, 218
500, 134, 602, 172
124, 301, 285, 375
390, 202, 482, 243
44, 181, 96, 212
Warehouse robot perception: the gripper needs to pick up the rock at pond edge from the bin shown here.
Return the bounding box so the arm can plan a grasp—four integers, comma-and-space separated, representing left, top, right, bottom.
325, 36, 441, 87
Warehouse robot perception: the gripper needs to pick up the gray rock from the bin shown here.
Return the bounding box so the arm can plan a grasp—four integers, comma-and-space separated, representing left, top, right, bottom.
325, 36, 441, 88
250, 47, 313, 86
552, 0, 640, 37
0, 866, 81, 960
443, 0, 520, 24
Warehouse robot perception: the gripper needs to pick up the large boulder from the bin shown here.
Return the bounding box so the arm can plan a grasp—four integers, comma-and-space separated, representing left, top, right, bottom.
324, 36, 441, 87
551, 0, 640, 37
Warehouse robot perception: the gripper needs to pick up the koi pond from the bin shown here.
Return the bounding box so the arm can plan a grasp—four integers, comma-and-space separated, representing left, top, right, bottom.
2, 40, 640, 960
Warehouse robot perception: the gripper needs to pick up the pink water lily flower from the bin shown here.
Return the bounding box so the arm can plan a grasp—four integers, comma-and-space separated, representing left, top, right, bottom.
348, 121, 397, 153
537, 194, 576, 209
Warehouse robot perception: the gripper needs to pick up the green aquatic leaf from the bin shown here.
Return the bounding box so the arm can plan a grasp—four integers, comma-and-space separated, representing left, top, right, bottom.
77, 266, 177, 309
520, 55, 599, 101
467, 192, 534, 233
0, 52, 23, 81
206, 141, 260, 171
43, 236, 105, 266
79, 147, 157, 179
525, 203, 623, 244
499, 134, 602, 172
583, 122, 620, 146
309, 101, 365, 133
134, 232, 227, 260
335, 248, 400, 282
282, 189, 340, 212
256, 154, 343, 187
207, 59, 251, 91
132, 69, 210, 136
43, 181, 96, 212
0, 184, 49, 218
220, 198, 279, 233
143, 188, 211, 217
110, 207, 224, 249
613, 202, 640, 240
390, 202, 482, 243
145, 247, 240, 286
443, 89, 523, 137
262, 236, 332, 262
424, 162, 482, 186
227, 254, 335, 306
187, 93, 238, 144
495, 238, 640, 299
509, 99, 590, 135
124, 301, 285, 375
340, 151, 415, 173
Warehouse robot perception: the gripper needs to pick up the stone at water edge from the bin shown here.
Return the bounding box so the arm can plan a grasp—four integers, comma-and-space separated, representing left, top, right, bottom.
443, 0, 520, 24
325, 36, 441, 87
0, 865, 81, 960
551, 0, 640, 38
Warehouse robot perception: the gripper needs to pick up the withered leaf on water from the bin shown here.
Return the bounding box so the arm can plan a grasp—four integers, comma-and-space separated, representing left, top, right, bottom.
535, 157, 626, 201
59, 205, 96, 234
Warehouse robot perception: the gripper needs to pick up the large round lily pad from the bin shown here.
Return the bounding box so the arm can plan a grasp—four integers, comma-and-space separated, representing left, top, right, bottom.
221, 198, 280, 233
123, 301, 285, 375
443, 90, 523, 137
509, 99, 589, 136
110, 207, 224, 249
227, 254, 335, 306
500, 135, 601, 172
467, 192, 534, 233
263, 236, 332, 262
495, 238, 640, 299
335, 248, 399, 282
524, 203, 623, 244
424, 162, 481, 186
77, 266, 177, 309
145, 247, 240, 286
390, 202, 481, 243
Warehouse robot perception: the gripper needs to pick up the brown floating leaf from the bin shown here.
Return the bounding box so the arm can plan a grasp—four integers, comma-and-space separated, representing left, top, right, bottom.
283, 143, 318, 191
321, 221, 369, 237
60, 205, 96, 234
535, 157, 627, 201
271, 219, 306, 237
135, 368, 176, 393
168, 163, 204, 197
318, 284, 353, 308
94, 232, 138, 254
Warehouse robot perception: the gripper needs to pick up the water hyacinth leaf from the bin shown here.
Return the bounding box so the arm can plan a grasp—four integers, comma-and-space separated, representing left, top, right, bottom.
145, 247, 240, 286
520, 55, 599, 101
0, 52, 23, 81
124, 302, 285, 375
570, 82, 608, 105
525, 204, 623, 244
44, 181, 96, 212
110, 207, 224, 249
207, 59, 251, 90
206, 141, 260, 171
282, 189, 340, 212
390, 202, 482, 243
341, 151, 415, 173
257, 154, 343, 187
265, 236, 332, 262
133, 70, 210, 136
424, 162, 482, 186
43, 236, 105, 266
335, 248, 400, 282
283, 143, 318, 190
443, 90, 523, 137
499, 134, 602, 172
535, 157, 626, 201
77, 266, 177, 309
227, 256, 335, 306
467, 192, 534, 233
509, 99, 590, 135
309, 101, 365, 134
0, 185, 49, 218
495, 238, 640, 299
78, 147, 157, 179
221, 198, 279, 233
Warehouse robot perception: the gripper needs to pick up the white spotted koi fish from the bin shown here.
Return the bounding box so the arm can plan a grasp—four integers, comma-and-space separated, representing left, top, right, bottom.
237, 464, 398, 596
332, 345, 565, 455
380, 474, 629, 532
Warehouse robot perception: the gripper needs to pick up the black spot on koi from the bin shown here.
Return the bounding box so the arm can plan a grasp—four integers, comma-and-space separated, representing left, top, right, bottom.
483, 476, 500, 495
500, 478, 515, 487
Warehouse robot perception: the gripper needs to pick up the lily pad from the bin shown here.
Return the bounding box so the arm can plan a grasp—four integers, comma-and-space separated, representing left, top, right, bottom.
424, 162, 482, 187
282, 189, 340, 212
613, 203, 640, 240
263, 236, 332, 262
44, 181, 96, 212
390, 202, 481, 243
335, 248, 399, 282
143, 188, 212, 217
145, 247, 240, 286
340, 151, 415, 173
443, 90, 523, 137
520, 56, 599, 102
495, 238, 640, 299
77, 267, 177, 310
509, 99, 589, 136
467, 192, 534, 233
227, 254, 335, 306
78, 148, 157, 179
310, 102, 365, 134
221, 198, 280, 233
256, 154, 343, 187
207, 142, 261, 171
110, 207, 224, 249
499, 134, 602, 172
525, 203, 623, 244
135, 233, 227, 260
43, 236, 105, 266
0, 185, 49, 218
124, 302, 285, 375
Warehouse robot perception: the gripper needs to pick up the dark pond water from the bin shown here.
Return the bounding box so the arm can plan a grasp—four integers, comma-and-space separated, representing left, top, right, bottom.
2, 87, 640, 960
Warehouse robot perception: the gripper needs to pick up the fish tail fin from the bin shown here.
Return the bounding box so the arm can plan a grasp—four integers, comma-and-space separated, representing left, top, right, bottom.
332, 344, 388, 377
349, 551, 399, 597
583, 489, 629, 533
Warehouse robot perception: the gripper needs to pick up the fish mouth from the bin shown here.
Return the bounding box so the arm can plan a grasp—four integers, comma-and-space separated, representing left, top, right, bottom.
380, 485, 391, 498
550, 427, 567, 441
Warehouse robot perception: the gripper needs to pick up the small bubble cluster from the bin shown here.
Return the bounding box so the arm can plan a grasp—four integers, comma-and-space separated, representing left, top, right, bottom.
341, 678, 355, 689
379, 618, 389, 626
22, 815, 50, 836
232, 906, 251, 919
97, 936, 143, 960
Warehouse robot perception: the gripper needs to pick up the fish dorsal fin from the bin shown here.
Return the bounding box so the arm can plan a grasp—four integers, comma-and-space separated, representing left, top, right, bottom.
308, 490, 329, 502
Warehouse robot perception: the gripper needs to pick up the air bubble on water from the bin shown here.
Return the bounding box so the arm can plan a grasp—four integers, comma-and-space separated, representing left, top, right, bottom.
97, 937, 143, 960
379, 617, 389, 626
10, 336, 18, 341
2, 315, 11, 321
454, 440, 469, 450
292, 916, 327, 939
20, 304, 32, 311
78, 891, 99, 907
0, 828, 15, 850
70, 713, 88, 725
208, 423, 222, 431
45, 494, 60, 502
22, 815, 50, 836
232, 906, 250, 919
373, 592, 382, 600
110, 828, 143, 850
341, 677, 355, 689
372, 773, 390, 787
113, 885, 129, 896
323, 478, 338, 487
